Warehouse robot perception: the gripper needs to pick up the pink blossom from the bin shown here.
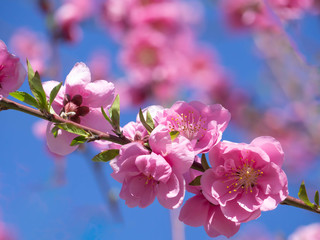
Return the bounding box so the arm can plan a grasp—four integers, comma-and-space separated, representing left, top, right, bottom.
288, 223, 320, 240
111, 125, 194, 208
10, 28, 51, 74
43, 62, 115, 155
201, 136, 288, 223
179, 193, 240, 238
156, 101, 231, 154
0, 40, 26, 97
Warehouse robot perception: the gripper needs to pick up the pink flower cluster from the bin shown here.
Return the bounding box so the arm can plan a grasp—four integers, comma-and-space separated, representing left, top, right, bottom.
105, 101, 289, 238
102, 0, 229, 107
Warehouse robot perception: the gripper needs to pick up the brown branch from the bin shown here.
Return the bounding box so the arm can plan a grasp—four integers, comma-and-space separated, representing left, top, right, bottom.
280, 195, 320, 214
0, 96, 131, 145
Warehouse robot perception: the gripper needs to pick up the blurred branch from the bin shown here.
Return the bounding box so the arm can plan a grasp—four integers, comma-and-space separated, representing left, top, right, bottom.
79, 146, 123, 222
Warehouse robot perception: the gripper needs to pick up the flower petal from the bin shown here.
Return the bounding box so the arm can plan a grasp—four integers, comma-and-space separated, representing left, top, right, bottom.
82, 80, 115, 108
221, 198, 261, 223
65, 62, 91, 96
179, 194, 210, 227
251, 136, 284, 166
46, 122, 78, 156
157, 172, 185, 209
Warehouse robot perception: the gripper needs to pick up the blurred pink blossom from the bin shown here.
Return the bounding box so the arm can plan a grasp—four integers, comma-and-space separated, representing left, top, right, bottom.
87, 51, 110, 81
288, 223, 320, 240
221, 0, 277, 31
54, 3, 83, 42
10, 28, 50, 75
0, 40, 26, 97
130, 1, 200, 34
0, 222, 16, 240
268, 0, 313, 20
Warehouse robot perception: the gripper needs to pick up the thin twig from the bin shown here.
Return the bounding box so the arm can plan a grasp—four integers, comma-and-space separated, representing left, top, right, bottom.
0, 97, 131, 145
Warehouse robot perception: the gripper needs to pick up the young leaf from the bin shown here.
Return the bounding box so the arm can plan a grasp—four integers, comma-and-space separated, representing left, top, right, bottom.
170, 131, 180, 141
315, 191, 319, 206
92, 149, 120, 162
10, 91, 39, 108
146, 111, 155, 129
56, 123, 90, 137
108, 95, 120, 131
298, 181, 314, 208
189, 175, 202, 186
49, 82, 62, 107
201, 154, 210, 170
27, 59, 35, 80
70, 136, 87, 146
139, 108, 153, 133
27, 60, 48, 111
51, 125, 59, 138
101, 106, 112, 125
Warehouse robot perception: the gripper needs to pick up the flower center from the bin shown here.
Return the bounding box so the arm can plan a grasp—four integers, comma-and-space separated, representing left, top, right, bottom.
137, 46, 158, 67
60, 94, 89, 123
168, 111, 207, 140
225, 158, 263, 194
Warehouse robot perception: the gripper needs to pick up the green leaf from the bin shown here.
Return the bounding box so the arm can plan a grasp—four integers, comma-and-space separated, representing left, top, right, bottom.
101, 106, 112, 125
56, 123, 90, 137
92, 149, 120, 162
189, 175, 202, 186
201, 154, 210, 170
139, 108, 153, 133
298, 181, 314, 207
146, 111, 155, 129
70, 136, 87, 146
169, 131, 180, 141
51, 126, 59, 138
10, 91, 39, 108
315, 191, 319, 206
108, 95, 120, 131
27, 60, 48, 111
49, 82, 62, 107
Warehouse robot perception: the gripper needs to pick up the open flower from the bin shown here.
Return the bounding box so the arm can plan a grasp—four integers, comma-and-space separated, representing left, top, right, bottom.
0, 40, 26, 97
156, 101, 231, 154
43, 62, 115, 155
201, 136, 288, 223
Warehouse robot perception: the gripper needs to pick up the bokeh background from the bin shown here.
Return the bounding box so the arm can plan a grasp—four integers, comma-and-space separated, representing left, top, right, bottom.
1, 0, 320, 239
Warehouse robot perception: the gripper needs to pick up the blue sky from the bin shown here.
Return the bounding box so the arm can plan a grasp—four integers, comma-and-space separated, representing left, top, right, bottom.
1, 0, 320, 239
